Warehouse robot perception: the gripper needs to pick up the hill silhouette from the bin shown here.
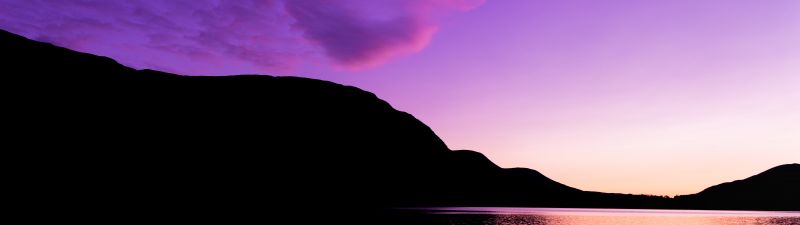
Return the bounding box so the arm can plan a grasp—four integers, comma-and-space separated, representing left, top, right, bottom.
2, 28, 797, 222
675, 163, 800, 211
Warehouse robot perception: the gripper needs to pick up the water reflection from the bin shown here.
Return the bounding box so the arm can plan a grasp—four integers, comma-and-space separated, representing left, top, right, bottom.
401, 208, 800, 225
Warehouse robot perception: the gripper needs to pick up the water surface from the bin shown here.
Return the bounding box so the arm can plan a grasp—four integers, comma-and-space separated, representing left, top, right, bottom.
397, 207, 800, 225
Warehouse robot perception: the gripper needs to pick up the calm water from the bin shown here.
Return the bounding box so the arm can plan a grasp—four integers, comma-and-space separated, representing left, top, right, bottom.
394, 207, 800, 225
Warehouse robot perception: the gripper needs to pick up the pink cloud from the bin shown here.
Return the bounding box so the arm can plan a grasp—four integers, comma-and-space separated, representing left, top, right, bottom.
284, 0, 484, 69
0, 0, 484, 74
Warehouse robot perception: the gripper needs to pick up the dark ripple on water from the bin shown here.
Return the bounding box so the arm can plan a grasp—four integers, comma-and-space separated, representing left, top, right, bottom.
389, 208, 800, 225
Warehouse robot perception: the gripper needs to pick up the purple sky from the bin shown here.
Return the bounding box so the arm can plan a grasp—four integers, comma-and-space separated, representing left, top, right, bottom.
0, 0, 482, 73
2, 0, 798, 196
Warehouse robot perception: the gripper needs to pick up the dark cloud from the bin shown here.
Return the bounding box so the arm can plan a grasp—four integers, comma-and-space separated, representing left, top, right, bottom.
0, 0, 483, 74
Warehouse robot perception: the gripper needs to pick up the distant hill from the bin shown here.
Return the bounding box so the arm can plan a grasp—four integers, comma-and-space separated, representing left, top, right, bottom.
675, 163, 800, 211
2, 28, 796, 223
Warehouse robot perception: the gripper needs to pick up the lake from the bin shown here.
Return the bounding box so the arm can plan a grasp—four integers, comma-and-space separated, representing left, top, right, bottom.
390, 207, 800, 225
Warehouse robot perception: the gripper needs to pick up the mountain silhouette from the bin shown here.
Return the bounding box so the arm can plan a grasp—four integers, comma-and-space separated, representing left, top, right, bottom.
2, 27, 797, 222
675, 163, 799, 211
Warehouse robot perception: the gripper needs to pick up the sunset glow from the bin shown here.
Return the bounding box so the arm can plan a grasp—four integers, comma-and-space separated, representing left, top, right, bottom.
2, 0, 798, 196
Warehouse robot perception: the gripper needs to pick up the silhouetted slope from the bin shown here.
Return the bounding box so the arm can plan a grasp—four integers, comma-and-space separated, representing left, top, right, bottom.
675, 164, 800, 211
2, 28, 587, 217
3, 28, 796, 221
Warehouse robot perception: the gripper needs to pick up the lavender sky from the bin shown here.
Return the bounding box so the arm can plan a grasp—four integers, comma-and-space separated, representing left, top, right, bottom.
2, 0, 798, 196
